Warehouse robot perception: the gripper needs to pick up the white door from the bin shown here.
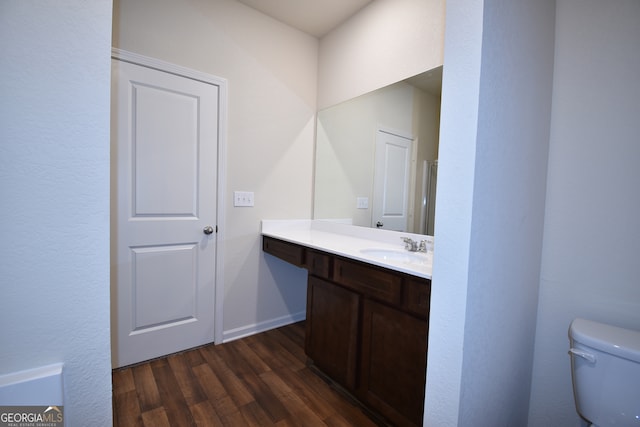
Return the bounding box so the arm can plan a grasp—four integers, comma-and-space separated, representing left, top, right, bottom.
372, 130, 413, 232
111, 58, 220, 368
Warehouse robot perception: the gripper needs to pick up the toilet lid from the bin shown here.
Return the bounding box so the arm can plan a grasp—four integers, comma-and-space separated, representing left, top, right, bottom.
570, 318, 640, 363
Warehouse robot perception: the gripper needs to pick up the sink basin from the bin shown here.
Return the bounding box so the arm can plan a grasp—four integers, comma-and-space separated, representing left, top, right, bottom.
360, 248, 429, 265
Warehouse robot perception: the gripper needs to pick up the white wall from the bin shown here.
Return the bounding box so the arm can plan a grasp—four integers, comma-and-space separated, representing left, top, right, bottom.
317, 0, 445, 110
528, 1, 640, 425
422, 0, 483, 423
0, 1, 113, 425
459, 0, 555, 424
425, 0, 556, 425
112, 0, 317, 339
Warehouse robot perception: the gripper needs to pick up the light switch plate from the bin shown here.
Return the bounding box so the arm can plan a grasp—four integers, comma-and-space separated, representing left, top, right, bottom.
357, 197, 369, 209
234, 191, 254, 207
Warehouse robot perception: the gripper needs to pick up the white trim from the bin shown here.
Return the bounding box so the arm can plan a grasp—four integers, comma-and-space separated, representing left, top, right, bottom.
215, 83, 228, 346
0, 363, 64, 406
376, 124, 414, 141
111, 48, 226, 87
222, 311, 307, 343
111, 48, 227, 344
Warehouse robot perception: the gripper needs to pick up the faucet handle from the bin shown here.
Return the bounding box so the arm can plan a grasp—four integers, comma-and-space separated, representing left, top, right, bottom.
400, 237, 417, 251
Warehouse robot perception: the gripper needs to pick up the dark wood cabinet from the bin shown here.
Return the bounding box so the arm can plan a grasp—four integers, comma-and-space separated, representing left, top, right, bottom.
262, 236, 305, 267
263, 235, 431, 426
359, 299, 428, 427
305, 276, 360, 390
306, 249, 332, 279
333, 258, 403, 305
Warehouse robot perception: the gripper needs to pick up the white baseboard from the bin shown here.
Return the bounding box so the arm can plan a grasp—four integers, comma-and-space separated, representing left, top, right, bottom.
0, 363, 64, 406
222, 311, 306, 343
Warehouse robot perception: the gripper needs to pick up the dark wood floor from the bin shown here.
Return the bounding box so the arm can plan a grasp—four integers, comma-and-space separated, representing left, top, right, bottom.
112, 321, 381, 427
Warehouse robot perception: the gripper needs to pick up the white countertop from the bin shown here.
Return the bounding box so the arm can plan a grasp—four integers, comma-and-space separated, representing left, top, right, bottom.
261, 220, 433, 279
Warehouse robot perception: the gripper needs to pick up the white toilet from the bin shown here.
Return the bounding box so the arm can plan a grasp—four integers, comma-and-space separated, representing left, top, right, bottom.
569, 318, 640, 426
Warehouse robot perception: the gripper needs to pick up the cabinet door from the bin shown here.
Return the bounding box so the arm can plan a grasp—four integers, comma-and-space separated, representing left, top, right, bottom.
305, 276, 360, 391
359, 299, 428, 427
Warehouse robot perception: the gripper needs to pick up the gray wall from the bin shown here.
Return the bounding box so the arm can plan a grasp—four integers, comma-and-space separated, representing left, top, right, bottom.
425, 0, 555, 425
528, 1, 640, 425
0, 1, 113, 424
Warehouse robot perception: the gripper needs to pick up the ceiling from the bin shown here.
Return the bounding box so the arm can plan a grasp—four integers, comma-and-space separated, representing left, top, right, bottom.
236, 0, 374, 37
235, 0, 442, 97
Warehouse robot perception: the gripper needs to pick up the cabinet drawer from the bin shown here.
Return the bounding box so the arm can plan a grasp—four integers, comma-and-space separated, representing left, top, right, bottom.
262, 236, 305, 267
404, 277, 431, 319
333, 258, 402, 305
306, 250, 331, 279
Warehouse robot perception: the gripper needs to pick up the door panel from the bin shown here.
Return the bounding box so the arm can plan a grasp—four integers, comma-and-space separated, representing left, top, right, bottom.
131, 244, 197, 332
133, 83, 199, 216
111, 58, 220, 368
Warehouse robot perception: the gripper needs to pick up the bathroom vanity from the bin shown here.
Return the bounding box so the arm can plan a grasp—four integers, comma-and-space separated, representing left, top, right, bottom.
262, 220, 432, 427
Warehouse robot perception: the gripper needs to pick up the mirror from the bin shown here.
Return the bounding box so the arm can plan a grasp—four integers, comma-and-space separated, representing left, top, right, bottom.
313, 66, 442, 235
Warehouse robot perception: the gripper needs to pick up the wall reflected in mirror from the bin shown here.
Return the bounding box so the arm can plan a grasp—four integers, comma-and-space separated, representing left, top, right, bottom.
313, 66, 442, 235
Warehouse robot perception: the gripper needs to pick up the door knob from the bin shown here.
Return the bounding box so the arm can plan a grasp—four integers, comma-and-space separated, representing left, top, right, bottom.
203, 225, 214, 235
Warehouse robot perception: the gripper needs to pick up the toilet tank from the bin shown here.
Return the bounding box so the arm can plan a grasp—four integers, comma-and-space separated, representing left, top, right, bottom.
569, 318, 640, 426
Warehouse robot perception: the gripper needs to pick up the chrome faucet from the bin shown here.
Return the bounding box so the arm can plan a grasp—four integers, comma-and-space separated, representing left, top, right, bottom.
401, 237, 427, 252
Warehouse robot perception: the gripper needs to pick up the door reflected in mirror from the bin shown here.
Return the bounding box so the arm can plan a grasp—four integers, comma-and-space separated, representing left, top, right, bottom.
313, 66, 442, 235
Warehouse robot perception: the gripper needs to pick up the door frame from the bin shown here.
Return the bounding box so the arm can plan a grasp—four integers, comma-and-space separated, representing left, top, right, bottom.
111, 48, 227, 345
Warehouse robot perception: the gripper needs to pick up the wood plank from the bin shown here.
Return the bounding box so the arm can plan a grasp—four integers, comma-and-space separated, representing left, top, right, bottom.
274, 419, 297, 427
324, 413, 366, 427
199, 345, 255, 408
112, 368, 135, 395
218, 409, 248, 427
295, 368, 380, 427
259, 370, 326, 426
189, 401, 224, 426
243, 334, 289, 371
192, 363, 235, 416
167, 351, 208, 406
238, 367, 290, 423
113, 389, 143, 427
226, 338, 271, 375
216, 342, 290, 423
273, 365, 336, 421
150, 358, 197, 427
238, 400, 276, 427
246, 331, 305, 372
277, 321, 306, 347
264, 327, 307, 367
183, 346, 207, 367
131, 363, 162, 412
141, 407, 171, 427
